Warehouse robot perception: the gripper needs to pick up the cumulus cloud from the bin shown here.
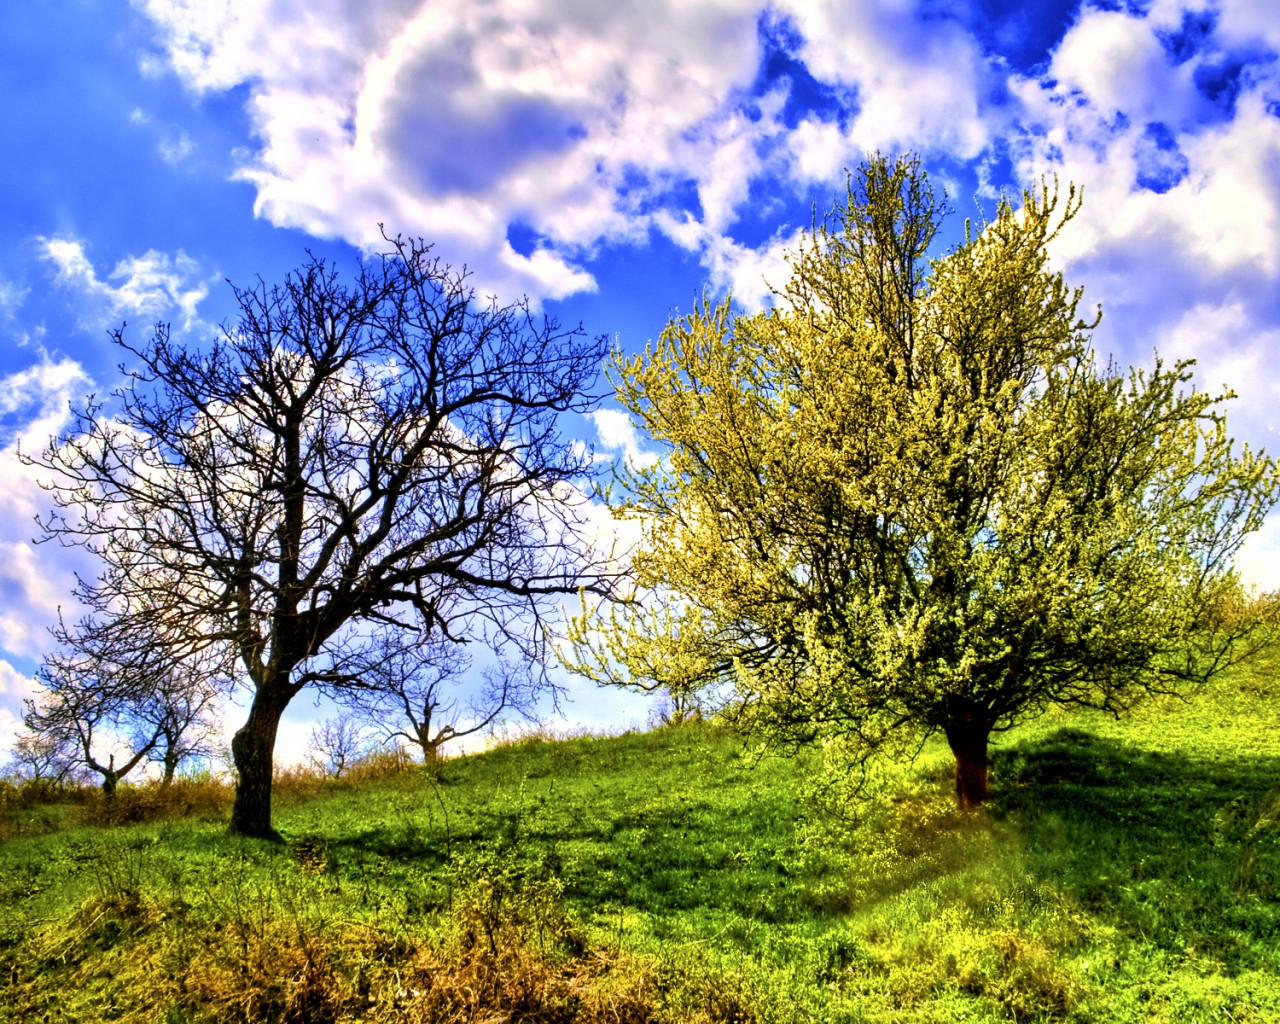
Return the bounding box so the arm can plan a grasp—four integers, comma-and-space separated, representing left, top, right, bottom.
995, 0, 1280, 588
0, 705, 25, 768
39, 237, 210, 332
0, 278, 27, 319
0, 660, 39, 702
589, 408, 658, 470
1011, 12, 1278, 322
1157, 301, 1280, 440
133, 0, 1006, 304
0, 354, 97, 661
135, 0, 761, 298
703, 228, 803, 312
128, 0, 1280, 594
782, 1, 993, 161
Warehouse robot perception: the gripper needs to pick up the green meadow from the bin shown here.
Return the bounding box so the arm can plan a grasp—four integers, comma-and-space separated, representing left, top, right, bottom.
2, 659, 1278, 1023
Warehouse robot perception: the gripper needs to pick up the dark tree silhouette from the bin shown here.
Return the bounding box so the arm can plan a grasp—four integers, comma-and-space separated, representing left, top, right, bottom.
26, 612, 228, 793
30, 234, 613, 837
338, 629, 534, 764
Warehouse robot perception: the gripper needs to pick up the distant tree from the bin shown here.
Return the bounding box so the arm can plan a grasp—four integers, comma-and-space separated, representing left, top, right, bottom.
570, 154, 1279, 808
30, 234, 613, 837
26, 613, 227, 793
4, 729, 79, 786
307, 716, 369, 778
147, 661, 224, 785
338, 629, 535, 764
24, 682, 156, 797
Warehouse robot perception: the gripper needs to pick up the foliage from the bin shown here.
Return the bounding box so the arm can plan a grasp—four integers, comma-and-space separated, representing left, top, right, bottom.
27, 232, 614, 836
570, 153, 1279, 806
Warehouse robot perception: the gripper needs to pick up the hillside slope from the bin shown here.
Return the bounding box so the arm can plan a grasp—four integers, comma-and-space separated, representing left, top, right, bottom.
2, 666, 1279, 1022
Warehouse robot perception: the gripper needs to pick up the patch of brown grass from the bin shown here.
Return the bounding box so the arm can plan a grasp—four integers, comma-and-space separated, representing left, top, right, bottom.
3, 830, 759, 1024
84, 776, 232, 826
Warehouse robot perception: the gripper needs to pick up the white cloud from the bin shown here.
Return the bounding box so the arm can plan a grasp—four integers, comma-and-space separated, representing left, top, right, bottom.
1239, 516, 1280, 593
1049, 8, 1203, 126
0, 352, 90, 423
158, 127, 195, 165
781, 0, 992, 160
0, 278, 27, 319
0, 354, 97, 660
589, 408, 658, 470
0, 706, 22, 765
704, 228, 802, 312
0, 662, 38, 767
0, 660, 39, 702
39, 237, 210, 331
1009, 2, 1280, 286
126, 0, 1280, 591
996, 1, 1280, 588
136, 0, 773, 300
132, 0, 1004, 304
1151, 299, 1280, 446
1216, 0, 1280, 53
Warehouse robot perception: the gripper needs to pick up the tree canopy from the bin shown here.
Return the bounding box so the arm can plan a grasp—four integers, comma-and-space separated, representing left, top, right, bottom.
570, 155, 1279, 807
31, 235, 613, 836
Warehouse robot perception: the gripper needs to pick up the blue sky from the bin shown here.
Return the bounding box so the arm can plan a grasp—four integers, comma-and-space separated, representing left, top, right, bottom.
3, 0, 1280, 761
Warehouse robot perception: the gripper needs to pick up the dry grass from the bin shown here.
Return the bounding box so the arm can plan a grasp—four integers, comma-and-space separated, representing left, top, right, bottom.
1, 747, 429, 838
5, 844, 751, 1024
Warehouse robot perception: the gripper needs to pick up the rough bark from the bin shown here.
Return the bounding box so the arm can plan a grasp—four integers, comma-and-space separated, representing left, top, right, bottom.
944, 714, 992, 809
230, 689, 288, 840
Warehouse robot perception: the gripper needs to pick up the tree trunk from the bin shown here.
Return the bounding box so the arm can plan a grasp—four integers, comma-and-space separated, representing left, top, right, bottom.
94, 754, 120, 797
230, 688, 288, 840
944, 714, 992, 809
161, 735, 178, 786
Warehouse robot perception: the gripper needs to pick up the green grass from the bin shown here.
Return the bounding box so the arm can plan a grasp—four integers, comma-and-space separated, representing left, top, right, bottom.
2, 664, 1279, 1022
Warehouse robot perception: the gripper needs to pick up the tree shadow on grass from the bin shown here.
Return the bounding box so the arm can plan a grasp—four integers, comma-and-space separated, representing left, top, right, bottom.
989, 728, 1280, 969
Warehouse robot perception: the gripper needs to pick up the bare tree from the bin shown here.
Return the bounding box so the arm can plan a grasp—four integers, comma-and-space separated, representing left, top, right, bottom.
29, 234, 613, 837
307, 716, 369, 778
146, 664, 224, 784
4, 729, 80, 785
25, 613, 228, 794
339, 629, 534, 764
28, 623, 159, 795
24, 685, 157, 796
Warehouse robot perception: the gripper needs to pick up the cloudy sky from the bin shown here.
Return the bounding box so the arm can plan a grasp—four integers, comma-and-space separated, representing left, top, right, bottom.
3, 0, 1280, 762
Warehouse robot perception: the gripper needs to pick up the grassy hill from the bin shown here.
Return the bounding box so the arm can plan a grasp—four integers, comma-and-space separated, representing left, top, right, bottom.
2, 663, 1279, 1023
